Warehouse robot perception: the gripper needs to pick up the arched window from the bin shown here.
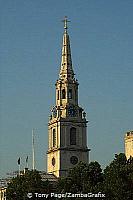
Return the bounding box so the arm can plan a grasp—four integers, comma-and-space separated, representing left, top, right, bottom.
68, 89, 72, 99
53, 129, 56, 147
57, 90, 59, 100
70, 127, 76, 145
62, 89, 66, 99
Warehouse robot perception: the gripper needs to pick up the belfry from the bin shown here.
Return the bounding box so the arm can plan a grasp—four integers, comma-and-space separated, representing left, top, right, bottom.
47, 17, 89, 177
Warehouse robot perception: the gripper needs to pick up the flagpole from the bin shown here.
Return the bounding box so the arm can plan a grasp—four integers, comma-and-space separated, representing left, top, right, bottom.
19, 164, 20, 176
18, 157, 21, 176
32, 129, 35, 170
26, 156, 28, 169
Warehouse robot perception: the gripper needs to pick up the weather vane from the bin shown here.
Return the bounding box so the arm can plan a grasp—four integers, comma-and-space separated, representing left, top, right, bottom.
62, 16, 70, 32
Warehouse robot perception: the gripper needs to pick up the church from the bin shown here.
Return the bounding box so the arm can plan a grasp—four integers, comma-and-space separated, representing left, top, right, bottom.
47, 17, 90, 177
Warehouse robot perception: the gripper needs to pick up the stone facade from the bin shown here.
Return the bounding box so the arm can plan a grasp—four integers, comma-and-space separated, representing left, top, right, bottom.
0, 187, 6, 200
47, 17, 89, 177
125, 131, 133, 159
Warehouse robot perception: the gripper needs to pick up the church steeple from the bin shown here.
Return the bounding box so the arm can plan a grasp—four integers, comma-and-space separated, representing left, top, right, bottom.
60, 16, 74, 80
47, 18, 89, 177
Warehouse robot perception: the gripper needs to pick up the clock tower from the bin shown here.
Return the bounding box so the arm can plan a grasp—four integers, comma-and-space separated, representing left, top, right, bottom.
47, 17, 89, 177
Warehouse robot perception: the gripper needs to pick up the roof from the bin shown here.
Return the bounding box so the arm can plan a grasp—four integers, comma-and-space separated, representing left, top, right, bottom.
39, 171, 58, 182
0, 170, 58, 189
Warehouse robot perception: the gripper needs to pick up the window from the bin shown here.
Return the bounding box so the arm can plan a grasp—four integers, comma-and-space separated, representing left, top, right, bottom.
70, 127, 76, 145
57, 90, 59, 100
52, 157, 55, 166
68, 89, 72, 99
53, 129, 56, 147
62, 89, 66, 99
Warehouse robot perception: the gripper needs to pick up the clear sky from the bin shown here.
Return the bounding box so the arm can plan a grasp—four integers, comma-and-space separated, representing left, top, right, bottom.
0, 0, 133, 178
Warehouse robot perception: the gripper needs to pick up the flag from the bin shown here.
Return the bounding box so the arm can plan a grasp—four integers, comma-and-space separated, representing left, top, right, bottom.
26, 156, 28, 163
18, 157, 20, 165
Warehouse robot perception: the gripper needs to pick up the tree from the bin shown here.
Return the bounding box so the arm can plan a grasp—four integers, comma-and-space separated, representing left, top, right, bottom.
103, 153, 133, 200
6, 170, 53, 200
57, 154, 133, 200
7, 154, 133, 200
57, 162, 88, 194
85, 161, 104, 194
57, 161, 104, 199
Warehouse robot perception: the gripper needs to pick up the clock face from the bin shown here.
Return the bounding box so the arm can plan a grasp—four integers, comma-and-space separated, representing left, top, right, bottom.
70, 156, 78, 165
52, 157, 55, 166
68, 105, 76, 117
52, 106, 57, 118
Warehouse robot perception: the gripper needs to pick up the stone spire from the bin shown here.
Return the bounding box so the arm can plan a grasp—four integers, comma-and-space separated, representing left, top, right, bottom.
60, 16, 75, 80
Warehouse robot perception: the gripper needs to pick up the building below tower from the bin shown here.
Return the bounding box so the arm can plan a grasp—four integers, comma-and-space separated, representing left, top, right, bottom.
125, 131, 133, 159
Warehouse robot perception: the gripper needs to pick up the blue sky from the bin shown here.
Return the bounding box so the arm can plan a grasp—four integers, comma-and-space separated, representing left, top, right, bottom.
0, 0, 133, 177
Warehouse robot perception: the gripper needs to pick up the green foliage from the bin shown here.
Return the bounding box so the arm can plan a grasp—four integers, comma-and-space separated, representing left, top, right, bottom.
103, 153, 133, 200
57, 161, 103, 195
57, 154, 133, 200
6, 170, 53, 200
6, 154, 133, 200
